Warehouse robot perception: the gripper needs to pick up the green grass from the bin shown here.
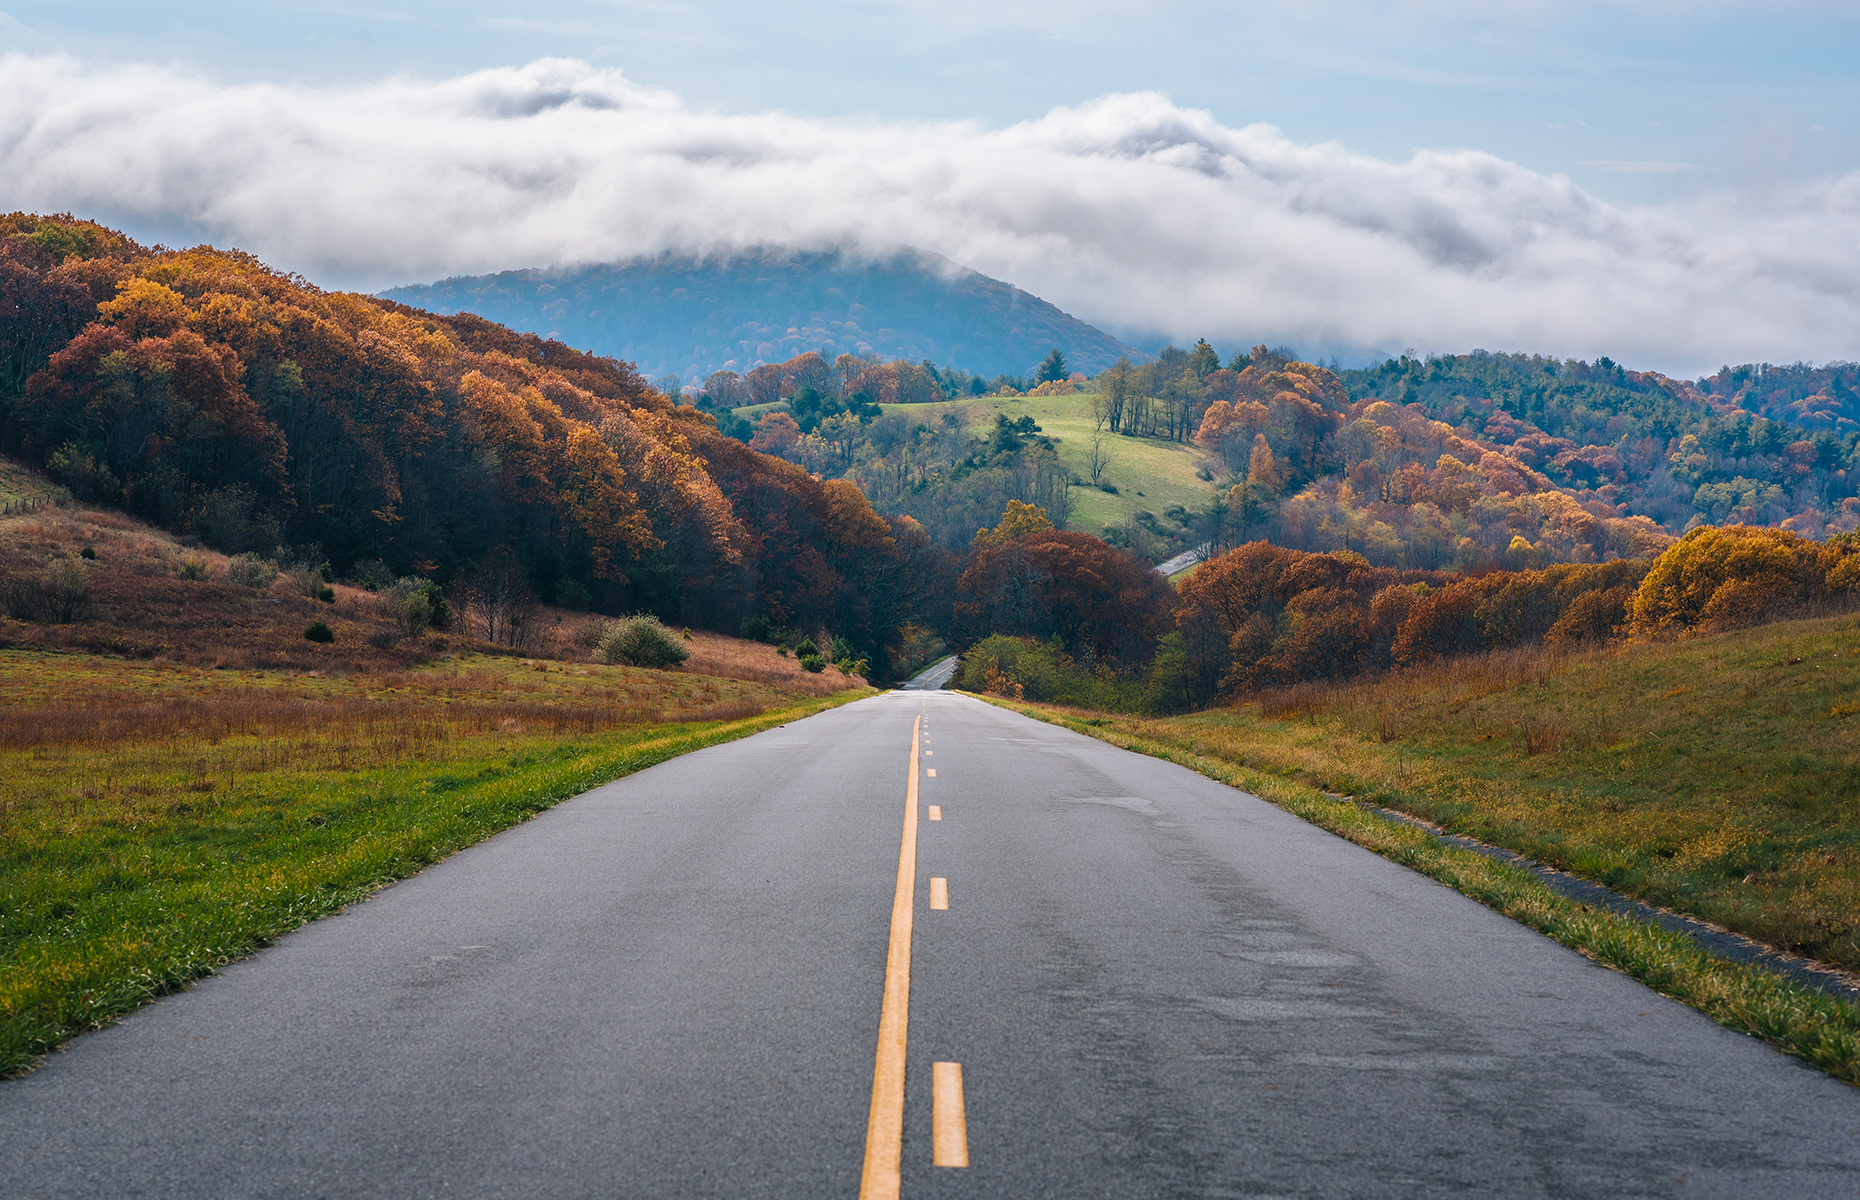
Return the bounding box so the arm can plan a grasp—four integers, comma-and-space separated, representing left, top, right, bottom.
979, 693, 1860, 1087
878, 394, 1222, 539
0, 649, 871, 1075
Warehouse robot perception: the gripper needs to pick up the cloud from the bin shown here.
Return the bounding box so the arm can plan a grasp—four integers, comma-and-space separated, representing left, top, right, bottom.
1, 53, 1857, 375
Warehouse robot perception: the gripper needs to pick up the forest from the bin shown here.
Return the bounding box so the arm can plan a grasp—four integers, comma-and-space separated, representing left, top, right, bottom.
0, 214, 952, 680
6, 212, 1860, 705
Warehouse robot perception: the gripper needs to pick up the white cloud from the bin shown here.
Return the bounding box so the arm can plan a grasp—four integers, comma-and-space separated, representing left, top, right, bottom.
1, 52, 1857, 376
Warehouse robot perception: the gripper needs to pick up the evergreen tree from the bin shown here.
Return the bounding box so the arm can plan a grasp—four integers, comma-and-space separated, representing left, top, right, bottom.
1189, 339, 1220, 380
1036, 348, 1068, 383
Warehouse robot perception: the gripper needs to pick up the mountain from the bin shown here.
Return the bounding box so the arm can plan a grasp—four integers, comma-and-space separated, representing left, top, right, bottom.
379, 247, 1146, 384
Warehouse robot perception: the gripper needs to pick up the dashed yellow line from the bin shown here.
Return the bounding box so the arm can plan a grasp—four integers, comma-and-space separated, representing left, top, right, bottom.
932, 1062, 970, 1168
928, 805, 942, 821
929, 878, 949, 910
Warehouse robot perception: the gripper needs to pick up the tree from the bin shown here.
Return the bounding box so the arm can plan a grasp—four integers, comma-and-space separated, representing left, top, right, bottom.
1087, 432, 1110, 485
1188, 339, 1220, 381
1036, 348, 1068, 384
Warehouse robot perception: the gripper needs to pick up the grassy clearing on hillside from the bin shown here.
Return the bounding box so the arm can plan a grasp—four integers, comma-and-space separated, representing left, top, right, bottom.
876, 395, 1221, 539
0, 648, 872, 1076
1018, 613, 1860, 972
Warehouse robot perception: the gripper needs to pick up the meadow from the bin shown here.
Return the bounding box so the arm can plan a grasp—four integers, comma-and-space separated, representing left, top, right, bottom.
0, 647, 869, 1076
878, 392, 1221, 540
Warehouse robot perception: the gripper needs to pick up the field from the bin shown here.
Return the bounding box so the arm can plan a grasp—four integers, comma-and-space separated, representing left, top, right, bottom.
0, 647, 870, 1076
0, 476, 874, 1075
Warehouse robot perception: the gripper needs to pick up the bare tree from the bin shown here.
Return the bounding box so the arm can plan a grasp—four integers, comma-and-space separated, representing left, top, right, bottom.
457, 551, 538, 650
1088, 433, 1110, 485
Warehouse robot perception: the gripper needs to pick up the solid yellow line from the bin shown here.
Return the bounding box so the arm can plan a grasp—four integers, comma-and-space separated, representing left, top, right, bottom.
932, 1062, 970, 1168
859, 713, 920, 1200
929, 877, 949, 910
928, 805, 941, 821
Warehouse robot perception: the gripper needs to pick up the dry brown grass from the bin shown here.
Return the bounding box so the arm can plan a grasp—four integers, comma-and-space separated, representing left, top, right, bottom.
681, 630, 863, 694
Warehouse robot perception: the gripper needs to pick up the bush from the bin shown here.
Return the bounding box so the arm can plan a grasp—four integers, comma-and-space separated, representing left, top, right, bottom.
740, 614, 773, 643
281, 557, 332, 598
793, 637, 819, 658
799, 654, 826, 673
315, 585, 335, 603
79, 546, 95, 560
596, 615, 691, 668
225, 552, 279, 589
350, 558, 395, 591
173, 555, 212, 581
379, 577, 445, 637
952, 634, 1144, 711
0, 572, 39, 620
304, 621, 334, 643
38, 559, 92, 624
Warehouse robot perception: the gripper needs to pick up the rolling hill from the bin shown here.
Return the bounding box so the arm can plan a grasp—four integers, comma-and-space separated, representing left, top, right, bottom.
379, 246, 1146, 384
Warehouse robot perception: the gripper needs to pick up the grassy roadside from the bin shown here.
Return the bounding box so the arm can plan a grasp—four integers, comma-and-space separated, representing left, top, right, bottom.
976, 691, 1860, 1086
1, 649, 873, 1076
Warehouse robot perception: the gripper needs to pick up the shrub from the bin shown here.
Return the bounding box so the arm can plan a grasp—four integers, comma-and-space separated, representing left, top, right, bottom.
315, 585, 335, 603
953, 634, 1146, 711
281, 557, 332, 598
225, 552, 280, 589
793, 637, 819, 658
379, 577, 445, 637
596, 615, 691, 668
304, 621, 334, 643
38, 559, 92, 623
740, 614, 773, 643
350, 558, 395, 591
0, 573, 39, 620
79, 546, 96, 560
799, 654, 826, 673
3, 560, 96, 623
173, 555, 212, 581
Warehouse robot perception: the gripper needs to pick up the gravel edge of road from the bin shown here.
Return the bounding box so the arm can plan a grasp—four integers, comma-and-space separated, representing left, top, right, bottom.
969, 692, 1860, 1089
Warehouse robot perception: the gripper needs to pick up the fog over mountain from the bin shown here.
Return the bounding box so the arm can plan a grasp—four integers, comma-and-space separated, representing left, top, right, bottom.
3, 54, 1859, 376
381, 247, 1146, 381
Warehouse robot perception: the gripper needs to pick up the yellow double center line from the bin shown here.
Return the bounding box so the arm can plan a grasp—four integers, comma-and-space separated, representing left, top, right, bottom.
859, 713, 921, 1200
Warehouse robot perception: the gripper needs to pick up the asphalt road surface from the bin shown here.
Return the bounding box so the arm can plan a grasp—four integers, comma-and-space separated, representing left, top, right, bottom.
6, 691, 1860, 1199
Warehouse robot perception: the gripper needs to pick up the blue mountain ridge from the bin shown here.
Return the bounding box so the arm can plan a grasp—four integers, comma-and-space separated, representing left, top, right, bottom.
379, 246, 1147, 383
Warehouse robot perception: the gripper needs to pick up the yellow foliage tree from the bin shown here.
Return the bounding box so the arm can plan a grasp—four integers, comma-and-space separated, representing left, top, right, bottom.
972, 499, 1056, 549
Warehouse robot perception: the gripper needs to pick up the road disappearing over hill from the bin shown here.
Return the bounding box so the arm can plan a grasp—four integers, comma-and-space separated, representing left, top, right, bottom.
4, 691, 1858, 1197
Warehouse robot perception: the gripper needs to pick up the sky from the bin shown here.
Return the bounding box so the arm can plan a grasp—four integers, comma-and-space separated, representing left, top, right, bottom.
2, 1, 1858, 375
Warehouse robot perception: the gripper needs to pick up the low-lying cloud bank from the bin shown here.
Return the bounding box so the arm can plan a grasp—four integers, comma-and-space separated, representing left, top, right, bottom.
3, 53, 1856, 376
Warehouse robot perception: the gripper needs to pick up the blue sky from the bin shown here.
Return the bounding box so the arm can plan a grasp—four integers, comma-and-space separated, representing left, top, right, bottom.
2, 2, 1857, 372
4, 0, 1855, 206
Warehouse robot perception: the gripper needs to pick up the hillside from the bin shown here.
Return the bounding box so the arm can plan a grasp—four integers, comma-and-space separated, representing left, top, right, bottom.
0, 213, 950, 680
379, 246, 1146, 384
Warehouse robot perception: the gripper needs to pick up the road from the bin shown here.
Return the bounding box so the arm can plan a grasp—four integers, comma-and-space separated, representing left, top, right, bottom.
1154, 543, 1210, 577
5, 690, 1859, 1198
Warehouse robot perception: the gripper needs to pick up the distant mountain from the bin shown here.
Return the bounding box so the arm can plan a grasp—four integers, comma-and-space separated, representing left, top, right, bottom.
379, 247, 1146, 383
